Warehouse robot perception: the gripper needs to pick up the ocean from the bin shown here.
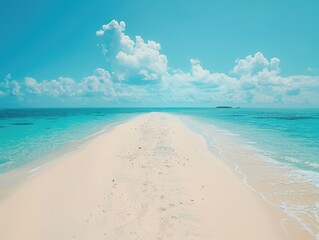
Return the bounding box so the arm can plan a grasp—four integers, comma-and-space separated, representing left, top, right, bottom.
174, 108, 319, 238
178, 108, 319, 177
0, 107, 319, 237
0, 108, 148, 173
1, 108, 318, 176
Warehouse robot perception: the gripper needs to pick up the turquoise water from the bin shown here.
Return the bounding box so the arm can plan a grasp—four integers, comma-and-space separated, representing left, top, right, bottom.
0, 108, 149, 173
1, 108, 318, 237
173, 108, 319, 175
0, 108, 318, 178
172, 108, 319, 238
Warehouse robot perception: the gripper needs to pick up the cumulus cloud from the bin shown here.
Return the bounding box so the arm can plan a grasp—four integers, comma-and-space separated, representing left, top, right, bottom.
158, 59, 240, 103
232, 52, 280, 76
170, 58, 236, 87
96, 20, 168, 81
23, 69, 115, 98
13, 67, 148, 102
24, 76, 79, 97
82, 68, 115, 98
0, 74, 22, 97
1, 20, 319, 106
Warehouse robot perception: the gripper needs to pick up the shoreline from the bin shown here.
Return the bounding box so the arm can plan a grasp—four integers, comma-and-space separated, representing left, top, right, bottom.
179, 114, 319, 238
0, 113, 313, 239
0, 109, 143, 175
0, 117, 133, 202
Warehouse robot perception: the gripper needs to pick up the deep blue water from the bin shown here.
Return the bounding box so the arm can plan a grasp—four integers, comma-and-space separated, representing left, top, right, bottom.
0, 108, 318, 176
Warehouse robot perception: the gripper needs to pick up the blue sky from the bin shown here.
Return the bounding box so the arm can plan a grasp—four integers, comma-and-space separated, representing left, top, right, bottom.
1, 0, 319, 107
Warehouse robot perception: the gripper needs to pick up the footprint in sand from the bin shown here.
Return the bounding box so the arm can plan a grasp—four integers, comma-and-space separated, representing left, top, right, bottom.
160, 207, 167, 212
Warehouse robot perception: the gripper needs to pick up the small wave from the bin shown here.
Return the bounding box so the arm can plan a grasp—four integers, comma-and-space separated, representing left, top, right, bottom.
216, 129, 240, 136
280, 156, 302, 164
0, 160, 13, 167
223, 132, 240, 136
305, 162, 319, 169
282, 165, 319, 189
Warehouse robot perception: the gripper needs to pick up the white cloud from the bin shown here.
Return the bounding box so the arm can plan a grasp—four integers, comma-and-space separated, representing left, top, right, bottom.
2, 20, 319, 107
96, 30, 104, 36
115, 36, 168, 79
232, 52, 280, 76
24, 76, 79, 97
0, 74, 22, 97
10, 80, 22, 96
103, 20, 126, 32
19, 68, 147, 102
160, 59, 240, 103
82, 68, 114, 97
25, 77, 42, 94
97, 20, 168, 81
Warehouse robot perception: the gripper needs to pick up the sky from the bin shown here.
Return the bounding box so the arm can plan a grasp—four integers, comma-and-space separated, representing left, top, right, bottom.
0, 0, 319, 108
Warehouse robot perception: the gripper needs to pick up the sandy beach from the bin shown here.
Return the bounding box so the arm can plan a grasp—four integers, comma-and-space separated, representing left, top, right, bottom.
0, 113, 312, 240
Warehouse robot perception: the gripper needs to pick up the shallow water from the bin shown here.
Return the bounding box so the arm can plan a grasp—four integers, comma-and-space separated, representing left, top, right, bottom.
0, 108, 151, 172
1, 108, 318, 176
176, 111, 319, 239
169, 108, 319, 176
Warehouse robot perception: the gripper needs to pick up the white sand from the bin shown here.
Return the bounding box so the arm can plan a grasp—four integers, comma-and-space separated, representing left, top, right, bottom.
0, 113, 311, 240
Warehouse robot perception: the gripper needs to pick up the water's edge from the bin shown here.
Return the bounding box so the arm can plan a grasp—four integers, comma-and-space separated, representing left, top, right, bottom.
0, 115, 137, 201
177, 113, 319, 239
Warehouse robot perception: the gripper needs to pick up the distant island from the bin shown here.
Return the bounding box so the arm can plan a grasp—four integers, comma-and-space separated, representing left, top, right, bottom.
216, 106, 233, 108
